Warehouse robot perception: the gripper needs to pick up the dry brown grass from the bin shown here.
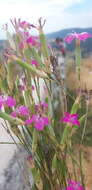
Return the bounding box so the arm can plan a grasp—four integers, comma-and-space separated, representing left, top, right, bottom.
82, 146, 92, 190
67, 145, 92, 190
67, 57, 92, 91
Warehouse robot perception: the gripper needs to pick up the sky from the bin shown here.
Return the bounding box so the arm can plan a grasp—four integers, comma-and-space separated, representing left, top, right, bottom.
0, 0, 92, 38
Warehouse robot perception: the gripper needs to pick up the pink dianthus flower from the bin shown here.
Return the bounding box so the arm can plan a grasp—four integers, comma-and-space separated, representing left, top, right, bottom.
64, 32, 92, 43
31, 60, 38, 66
60, 112, 80, 126
5, 96, 16, 107
17, 106, 30, 116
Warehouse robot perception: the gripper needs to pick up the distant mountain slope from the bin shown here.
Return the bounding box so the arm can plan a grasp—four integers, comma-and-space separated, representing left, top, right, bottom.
47, 28, 92, 54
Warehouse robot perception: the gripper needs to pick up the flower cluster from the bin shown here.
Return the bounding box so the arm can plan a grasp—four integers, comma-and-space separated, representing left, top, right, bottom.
25, 114, 49, 131
25, 101, 49, 131
10, 101, 49, 131
10, 19, 40, 52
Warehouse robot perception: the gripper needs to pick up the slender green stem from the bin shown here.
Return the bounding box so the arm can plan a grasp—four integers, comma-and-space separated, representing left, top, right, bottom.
79, 150, 85, 189
0, 142, 18, 144
0, 111, 24, 125
44, 79, 51, 97
34, 78, 41, 102
81, 101, 89, 144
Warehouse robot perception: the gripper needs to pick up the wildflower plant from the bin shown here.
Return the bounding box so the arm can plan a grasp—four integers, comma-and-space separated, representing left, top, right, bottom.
0, 18, 91, 190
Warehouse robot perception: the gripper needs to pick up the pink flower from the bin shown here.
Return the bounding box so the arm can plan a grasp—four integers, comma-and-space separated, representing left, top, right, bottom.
6, 96, 16, 107
19, 21, 31, 29
11, 111, 17, 117
42, 116, 49, 125
25, 114, 49, 131
25, 118, 34, 125
34, 118, 45, 130
26, 36, 40, 47
18, 85, 25, 91
41, 101, 48, 108
11, 105, 30, 118
66, 180, 84, 190
60, 112, 80, 126
17, 106, 30, 116
31, 60, 38, 66
64, 32, 92, 43
34, 116, 49, 131
26, 36, 37, 46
